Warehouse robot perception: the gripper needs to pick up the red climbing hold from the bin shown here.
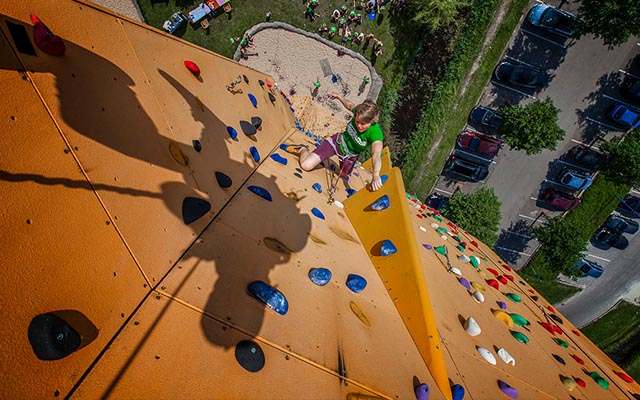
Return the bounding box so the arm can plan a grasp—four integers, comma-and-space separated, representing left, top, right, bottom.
471, 240, 479, 248
571, 354, 585, 365
184, 60, 201, 77
539, 322, 556, 335
487, 268, 499, 276
265, 79, 273, 88
552, 325, 563, 335
502, 264, 512, 271
572, 329, 581, 336
615, 371, 634, 383
31, 14, 66, 56
548, 305, 556, 313
575, 377, 586, 387
486, 279, 499, 290
528, 289, 535, 294
497, 275, 508, 285
416, 214, 423, 219
505, 274, 515, 281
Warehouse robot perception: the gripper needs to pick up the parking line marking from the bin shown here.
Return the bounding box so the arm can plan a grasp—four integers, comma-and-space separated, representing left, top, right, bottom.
586, 117, 620, 131
520, 28, 567, 48
619, 69, 640, 80
504, 55, 542, 69
557, 159, 592, 171
494, 246, 532, 256
586, 254, 611, 262
455, 149, 496, 164
491, 81, 537, 99
518, 214, 537, 221
603, 94, 639, 110
504, 230, 534, 239
433, 187, 454, 195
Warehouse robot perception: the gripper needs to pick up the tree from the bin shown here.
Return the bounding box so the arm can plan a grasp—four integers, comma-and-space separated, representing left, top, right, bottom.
600, 129, 640, 187
406, 0, 468, 32
533, 216, 586, 275
498, 98, 565, 155
576, 0, 640, 48
442, 187, 501, 245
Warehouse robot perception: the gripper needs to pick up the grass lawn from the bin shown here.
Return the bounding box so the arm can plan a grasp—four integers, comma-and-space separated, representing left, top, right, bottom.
582, 301, 640, 353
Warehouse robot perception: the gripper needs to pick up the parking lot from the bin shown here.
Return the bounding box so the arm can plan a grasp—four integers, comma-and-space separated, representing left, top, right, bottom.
430, 0, 640, 290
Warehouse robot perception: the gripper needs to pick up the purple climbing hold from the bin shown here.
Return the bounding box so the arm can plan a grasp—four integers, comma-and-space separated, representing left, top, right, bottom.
451, 384, 465, 400
311, 207, 325, 220
346, 274, 367, 293
270, 153, 287, 165
415, 383, 430, 400
423, 244, 433, 250
497, 301, 507, 310
308, 268, 332, 286
250, 146, 260, 163
181, 197, 211, 225
248, 93, 257, 108
247, 281, 288, 315
458, 277, 471, 291
498, 380, 518, 399
312, 183, 322, 193
248, 185, 272, 201
226, 126, 238, 140
346, 188, 357, 197
381, 174, 389, 184
380, 239, 397, 256
370, 194, 390, 211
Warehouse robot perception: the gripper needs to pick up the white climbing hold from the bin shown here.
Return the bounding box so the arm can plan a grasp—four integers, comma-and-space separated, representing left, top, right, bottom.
497, 348, 516, 366
419, 226, 427, 232
464, 316, 481, 336
458, 254, 470, 263
471, 290, 485, 303
476, 347, 497, 365
333, 200, 344, 209
430, 223, 439, 229
440, 235, 448, 240
450, 267, 462, 276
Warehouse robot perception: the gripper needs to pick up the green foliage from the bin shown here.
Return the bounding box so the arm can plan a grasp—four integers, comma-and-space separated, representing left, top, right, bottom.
498, 98, 565, 155
601, 129, 640, 187
582, 301, 640, 352
406, 0, 469, 32
532, 216, 586, 275
442, 187, 501, 245
577, 0, 640, 48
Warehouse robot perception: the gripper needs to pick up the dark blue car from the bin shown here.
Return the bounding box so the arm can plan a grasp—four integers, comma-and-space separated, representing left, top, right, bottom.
470, 106, 502, 129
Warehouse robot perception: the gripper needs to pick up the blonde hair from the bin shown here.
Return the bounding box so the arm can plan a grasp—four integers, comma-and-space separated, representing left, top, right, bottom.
354, 99, 379, 123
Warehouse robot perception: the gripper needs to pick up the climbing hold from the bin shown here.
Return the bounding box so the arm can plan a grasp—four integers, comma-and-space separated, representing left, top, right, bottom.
311, 207, 325, 220
497, 275, 508, 285
505, 293, 522, 303
430, 223, 439, 229
248, 93, 258, 108
451, 384, 465, 400
434, 246, 447, 255
380, 174, 389, 184
265, 79, 273, 88
182, 197, 211, 225
503, 263, 512, 271
486, 279, 499, 290
458, 254, 470, 263
615, 371, 634, 383
470, 240, 479, 247
192, 139, 201, 152
31, 14, 66, 56
422, 244, 433, 250
169, 142, 189, 166
554, 338, 569, 348
258, 79, 265, 87
497, 348, 515, 366
539, 322, 557, 335
333, 200, 344, 209
250, 146, 260, 162
492, 310, 514, 328
456, 244, 465, 252
309, 183, 322, 193
458, 278, 471, 291
269, 153, 287, 165
509, 314, 529, 326
28, 312, 87, 360
590, 372, 609, 389
184, 60, 200, 77
369, 194, 390, 211
471, 291, 484, 303
571, 354, 584, 365
549, 314, 563, 324
504, 274, 515, 281
560, 376, 576, 390
471, 282, 486, 292
531, 295, 539, 301
346, 188, 357, 197
380, 240, 397, 256
498, 380, 518, 399
226, 126, 238, 140
235, 340, 265, 372
247, 281, 288, 315
414, 383, 430, 400
548, 305, 556, 313
487, 268, 499, 276
346, 274, 367, 293
268, 92, 276, 103
215, 171, 232, 188
476, 346, 496, 365
511, 331, 529, 343
243, 74, 249, 84
349, 301, 371, 327
308, 268, 332, 286
450, 267, 462, 276
248, 185, 272, 201
469, 256, 480, 268
251, 116, 262, 129
574, 377, 586, 387
419, 226, 427, 232
240, 120, 257, 136
464, 317, 481, 336
553, 354, 566, 365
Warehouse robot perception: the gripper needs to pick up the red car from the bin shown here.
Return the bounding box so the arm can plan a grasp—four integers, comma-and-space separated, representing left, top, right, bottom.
456, 130, 502, 156
543, 188, 581, 211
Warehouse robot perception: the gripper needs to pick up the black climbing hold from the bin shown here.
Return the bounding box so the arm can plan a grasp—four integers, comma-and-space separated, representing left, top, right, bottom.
182, 197, 211, 225
295, 168, 303, 173
553, 354, 566, 365
248, 185, 272, 201
235, 340, 265, 372
215, 171, 232, 188
28, 312, 81, 360
531, 295, 539, 301
293, 172, 303, 179
247, 280, 288, 315
192, 139, 201, 152
251, 116, 262, 129
240, 120, 257, 136
226, 126, 238, 140
248, 93, 257, 108
258, 79, 265, 87
549, 314, 563, 324
268, 92, 276, 103
243, 74, 249, 84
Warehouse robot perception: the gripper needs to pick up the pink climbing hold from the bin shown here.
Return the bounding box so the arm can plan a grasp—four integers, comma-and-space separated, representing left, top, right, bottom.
184, 60, 201, 77
31, 14, 66, 56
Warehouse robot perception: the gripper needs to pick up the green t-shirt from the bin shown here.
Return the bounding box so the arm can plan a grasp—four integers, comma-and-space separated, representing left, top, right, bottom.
339, 118, 384, 156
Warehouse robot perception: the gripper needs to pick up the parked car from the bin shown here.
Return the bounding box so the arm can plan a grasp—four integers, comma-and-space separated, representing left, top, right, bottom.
162, 12, 187, 35
446, 156, 489, 182
527, 4, 579, 37
494, 62, 546, 88
426, 193, 449, 211
609, 103, 640, 129
542, 188, 581, 211
470, 106, 502, 129
622, 76, 640, 101
591, 227, 629, 250
574, 258, 604, 278
604, 214, 639, 235
456, 130, 502, 156
557, 168, 593, 191
569, 145, 602, 170
616, 195, 640, 218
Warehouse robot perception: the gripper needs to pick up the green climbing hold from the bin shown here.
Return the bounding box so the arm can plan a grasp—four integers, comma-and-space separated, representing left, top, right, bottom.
433, 215, 443, 222
511, 331, 529, 343
590, 372, 609, 389
434, 246, 447, 255
470, 256, 479, 269
505, 293, 522, 303
456, 245, 465, 252
554, 338, 569, 348
509, 313, 529, 326
483, 257, 488, 261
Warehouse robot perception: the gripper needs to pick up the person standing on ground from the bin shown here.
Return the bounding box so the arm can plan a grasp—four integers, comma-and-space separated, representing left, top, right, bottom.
285, 94, 384, 193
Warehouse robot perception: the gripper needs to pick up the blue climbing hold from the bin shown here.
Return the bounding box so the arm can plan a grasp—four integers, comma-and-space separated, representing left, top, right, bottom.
312, 183, 322, 193
311, 207, 325, 220
370, 194, 390, 211
250, 146, 260, 162
248, 93, 257, 108
346, 188, 357, 197
226, 126, 238, 140
451, 384, 465, 400
247, 281, 288, 315
308, 268, 332, 286
346, 274, 367, 293
497, 301, 507, 310
331, 74, 338, 83
306, 130, 313, 137
270, 153, 287, 165
248, 185, 272, 201
415, 383, 430, 400
380, 239, 397, 256
381, 174, 389, 184
290, 106, 295, 112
